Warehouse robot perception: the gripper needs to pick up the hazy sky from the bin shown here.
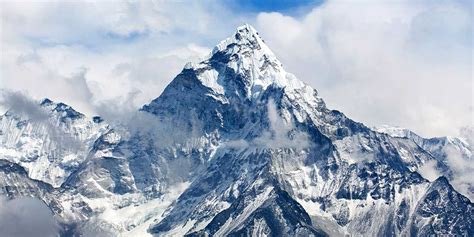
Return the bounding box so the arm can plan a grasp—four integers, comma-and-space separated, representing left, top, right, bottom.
0, 0, 472, 137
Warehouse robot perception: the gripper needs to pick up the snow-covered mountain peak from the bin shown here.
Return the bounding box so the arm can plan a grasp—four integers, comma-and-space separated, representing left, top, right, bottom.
2, 25, 474, 237
40, 98, 54, 106
143, 25, 326, 137
174, 24, 317, 104
143, 25, 325, 138
0, 98, 108, 187
372, 125, 415, 138
373, 125, 471, 152
39, 98, 86, 122
212, 24, 273, 58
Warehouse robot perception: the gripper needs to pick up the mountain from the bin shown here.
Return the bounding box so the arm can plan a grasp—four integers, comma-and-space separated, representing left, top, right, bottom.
0, 98, 107, 187
374, 125, 473, 200
0, 24, 472, 236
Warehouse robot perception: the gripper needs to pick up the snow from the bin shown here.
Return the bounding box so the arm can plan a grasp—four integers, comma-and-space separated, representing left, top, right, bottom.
372, 125, 412, 138
214, 186, 273, 236
0, 101, 107, 187
69, 182, 191, 236
185, 23, 317, 103
197, 68, 225, 95
1, 24, 472, 237
334, 135, 375, 164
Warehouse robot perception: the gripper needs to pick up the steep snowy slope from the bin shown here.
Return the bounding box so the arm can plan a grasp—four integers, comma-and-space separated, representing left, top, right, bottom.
0, 24, 472, 237
0, 99, 107, 187
374, 125, 472, 161
375, 125, 473, 200
143, 25, 473, 236
0, 100, 197, 235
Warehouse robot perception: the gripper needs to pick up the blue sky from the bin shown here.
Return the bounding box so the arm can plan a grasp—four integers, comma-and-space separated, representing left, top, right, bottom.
223, 0, 324, 14
0, 0, 472, 137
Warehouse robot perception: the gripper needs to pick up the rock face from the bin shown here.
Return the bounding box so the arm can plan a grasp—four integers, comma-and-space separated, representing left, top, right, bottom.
374, 125, 473, 200
0, 24, 472, 236
0, 99, 107, 187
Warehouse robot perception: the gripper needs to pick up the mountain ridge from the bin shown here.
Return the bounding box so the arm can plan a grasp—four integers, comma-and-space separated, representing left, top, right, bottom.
0, 24, 472, 236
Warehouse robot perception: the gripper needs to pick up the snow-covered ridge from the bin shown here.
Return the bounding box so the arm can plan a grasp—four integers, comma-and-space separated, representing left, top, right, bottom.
373, 125, 472, 158
1, 24, 473, 236
144, 25, 473, 236
0, 98, 108, 187
373, 125, 473, 200
372, 125, 414, 138
212, 24, 273, 57
187, 24, 313, 100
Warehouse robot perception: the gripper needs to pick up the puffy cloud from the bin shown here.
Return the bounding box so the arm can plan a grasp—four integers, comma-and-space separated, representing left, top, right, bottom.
1, 0, 471, 138
417, 160, 441, 182
444, 144, 474, 200
0, 90, 49, 121
255, 0, 472, 137
0, 0, 239, 116
0, 197, 59, 237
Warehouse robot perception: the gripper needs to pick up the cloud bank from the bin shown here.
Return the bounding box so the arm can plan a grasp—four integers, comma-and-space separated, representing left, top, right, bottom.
0, 1, 238, 115
1, 0, 471, 138
255, 0, 472, 137
0, 197, 59, 237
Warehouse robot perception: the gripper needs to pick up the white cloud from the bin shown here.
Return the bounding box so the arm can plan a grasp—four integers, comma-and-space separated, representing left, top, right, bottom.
460, 126, 474, 148
444, 144, 474, 200
0, 0, 241, 115
77, 218, 117, 237
417, 160, 441, 182
0, 197, 59, 237
0, 90, 49, 121
255, 0, 472, 137
0, 0, 471, 138
415, 126, 473, 200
